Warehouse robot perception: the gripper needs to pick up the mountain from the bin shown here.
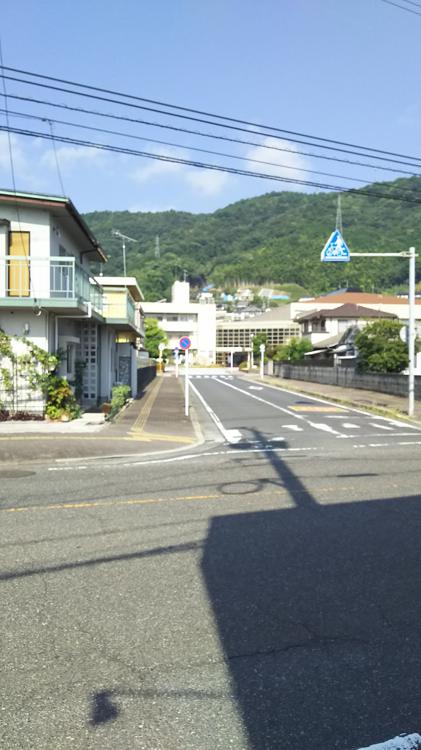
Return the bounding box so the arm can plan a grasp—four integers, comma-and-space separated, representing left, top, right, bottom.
83, 176, 421, 301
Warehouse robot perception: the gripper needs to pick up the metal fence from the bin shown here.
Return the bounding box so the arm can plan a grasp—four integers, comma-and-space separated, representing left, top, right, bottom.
0, 384, 45, 416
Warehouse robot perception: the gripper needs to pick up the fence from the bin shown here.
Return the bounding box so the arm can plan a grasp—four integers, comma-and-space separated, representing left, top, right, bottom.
268, 361, 421, 400
137, 364, 156, 394
0, 383, 45, 416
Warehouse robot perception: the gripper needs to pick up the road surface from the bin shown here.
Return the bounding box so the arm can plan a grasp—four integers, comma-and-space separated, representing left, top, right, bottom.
1, 371, 421, 749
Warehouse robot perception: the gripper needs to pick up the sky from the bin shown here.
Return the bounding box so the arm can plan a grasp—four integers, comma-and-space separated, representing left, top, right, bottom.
1, 0, 421, 215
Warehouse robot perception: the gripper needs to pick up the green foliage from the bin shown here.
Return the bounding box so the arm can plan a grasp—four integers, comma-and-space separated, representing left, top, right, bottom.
252, 333, 267, 358
272, 337, 313, 362
45, 375, 81, 420
355, 320, 409, 373
83, 178, 421, 301
144, 318, 168, 358
110, 384, 131, 419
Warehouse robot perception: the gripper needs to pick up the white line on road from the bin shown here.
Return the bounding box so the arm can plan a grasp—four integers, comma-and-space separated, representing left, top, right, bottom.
342, 422, 360, 429
371, 422, 394, 430
283, 425, 303, 432
189, 379, 242, 443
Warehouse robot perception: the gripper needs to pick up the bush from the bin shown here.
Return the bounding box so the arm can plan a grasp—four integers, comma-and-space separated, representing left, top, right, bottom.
109, 385, 131, 419
238, 361, 249, 371
45, 375, 81, 420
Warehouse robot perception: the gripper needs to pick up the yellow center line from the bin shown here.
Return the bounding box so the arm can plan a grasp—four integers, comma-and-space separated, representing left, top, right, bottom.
1, 493, 221, 514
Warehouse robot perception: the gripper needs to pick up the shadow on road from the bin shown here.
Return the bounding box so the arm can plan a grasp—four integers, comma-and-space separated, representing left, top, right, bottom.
202, 429, 421, 749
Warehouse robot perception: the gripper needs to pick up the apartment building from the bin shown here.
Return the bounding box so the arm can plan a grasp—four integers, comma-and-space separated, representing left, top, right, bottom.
0, 189, 144, 407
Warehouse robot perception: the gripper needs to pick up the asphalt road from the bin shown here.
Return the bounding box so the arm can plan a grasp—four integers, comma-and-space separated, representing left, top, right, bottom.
1, 372, 421, 749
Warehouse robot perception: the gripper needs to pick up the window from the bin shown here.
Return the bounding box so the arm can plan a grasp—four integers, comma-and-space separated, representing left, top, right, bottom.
8, 231, 30, 297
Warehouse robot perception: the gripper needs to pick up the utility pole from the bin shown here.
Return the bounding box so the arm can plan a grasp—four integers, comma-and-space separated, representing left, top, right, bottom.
111, 229, 138, 276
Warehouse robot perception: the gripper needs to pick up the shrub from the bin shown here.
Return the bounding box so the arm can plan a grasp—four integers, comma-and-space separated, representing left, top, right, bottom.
45, 375, 81, 420
109, 385, 131, 419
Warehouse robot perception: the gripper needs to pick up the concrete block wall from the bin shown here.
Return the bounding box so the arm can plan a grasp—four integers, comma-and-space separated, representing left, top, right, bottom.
271, 362, 421, 399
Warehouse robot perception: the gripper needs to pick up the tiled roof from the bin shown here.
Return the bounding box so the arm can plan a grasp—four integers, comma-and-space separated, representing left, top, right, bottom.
296, 303, 397, 322
305, 292, 421, 305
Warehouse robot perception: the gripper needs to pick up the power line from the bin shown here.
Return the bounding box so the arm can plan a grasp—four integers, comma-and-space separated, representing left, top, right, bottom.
3, 73, 421, 170
2, 123, 421, 204
2, 92, 420, 178
1, 106, 403, 186
379, 0, 421, 16
2, 63, 421, 163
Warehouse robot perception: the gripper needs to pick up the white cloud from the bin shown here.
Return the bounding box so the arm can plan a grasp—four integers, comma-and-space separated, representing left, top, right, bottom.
245, 137, 310, 189
40, 144, 105, 170
185, 168, 230, 195
130, 147, 188, 185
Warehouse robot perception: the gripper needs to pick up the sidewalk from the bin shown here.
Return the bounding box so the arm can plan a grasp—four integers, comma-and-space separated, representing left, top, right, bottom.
0, 375, 200, 465
242, 371, 421, 423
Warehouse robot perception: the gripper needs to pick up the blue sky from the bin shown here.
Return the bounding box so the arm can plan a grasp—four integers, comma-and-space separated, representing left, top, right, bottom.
1, 0, 421, 214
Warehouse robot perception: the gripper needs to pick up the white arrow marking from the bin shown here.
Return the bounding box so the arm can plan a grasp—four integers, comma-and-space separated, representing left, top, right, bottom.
308, 421, 343, 436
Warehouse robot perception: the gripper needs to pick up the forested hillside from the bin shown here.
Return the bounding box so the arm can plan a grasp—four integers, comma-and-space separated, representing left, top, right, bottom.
84, 177, 421, 301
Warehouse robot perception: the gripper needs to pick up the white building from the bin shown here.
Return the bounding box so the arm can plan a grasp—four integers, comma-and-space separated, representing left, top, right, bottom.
0, 189, 144, 408
216, 306, 300, 365
142, 281, 216, 364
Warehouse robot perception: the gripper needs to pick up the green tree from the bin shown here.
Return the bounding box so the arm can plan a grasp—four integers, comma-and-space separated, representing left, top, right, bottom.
144, 318, 168, 359
355, 319, 409, 373
252, 333, 267, 359
272, 337, 313, 362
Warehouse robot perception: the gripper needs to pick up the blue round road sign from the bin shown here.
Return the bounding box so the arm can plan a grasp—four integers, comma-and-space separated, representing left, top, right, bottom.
179, 336, 191, 350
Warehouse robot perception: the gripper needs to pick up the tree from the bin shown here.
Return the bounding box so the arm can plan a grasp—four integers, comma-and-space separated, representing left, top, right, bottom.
355, 319, 409, 373
252, 333, 267, 359
272, 337, 313, 362
144, 318, 168, 359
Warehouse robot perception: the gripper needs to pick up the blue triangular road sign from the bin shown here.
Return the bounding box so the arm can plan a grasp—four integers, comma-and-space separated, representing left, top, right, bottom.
321, 230, 351, 262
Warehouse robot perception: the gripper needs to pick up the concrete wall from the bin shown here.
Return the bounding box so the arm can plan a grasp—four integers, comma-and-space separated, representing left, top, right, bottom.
270, 362, 421, 399
0, 308, 50, 349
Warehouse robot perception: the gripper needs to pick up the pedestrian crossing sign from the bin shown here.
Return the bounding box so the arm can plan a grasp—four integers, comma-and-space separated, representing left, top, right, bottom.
321, 229, 351, 262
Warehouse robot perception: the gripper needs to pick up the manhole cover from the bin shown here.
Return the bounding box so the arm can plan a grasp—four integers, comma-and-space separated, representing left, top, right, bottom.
0, 470, 36, 479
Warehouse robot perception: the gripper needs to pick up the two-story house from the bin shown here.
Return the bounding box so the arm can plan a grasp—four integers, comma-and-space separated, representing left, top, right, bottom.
0, 189, 144, 408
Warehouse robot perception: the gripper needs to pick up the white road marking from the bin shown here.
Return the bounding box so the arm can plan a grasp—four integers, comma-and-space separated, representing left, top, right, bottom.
342, 422, 360, 429
284, 425, 303, 432
308, 421, 343, 436
357, 732, 421, 749
249, 386, 263, 390
189, 379, 242, 444
371, 422, 394, 430
244, 377, 421, 429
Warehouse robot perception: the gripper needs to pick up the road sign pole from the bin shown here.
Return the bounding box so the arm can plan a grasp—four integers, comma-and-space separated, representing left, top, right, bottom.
409, 246, 416, 418
323, 240, 418, 417
185, 347, 189, 416
260, 343, 265, 380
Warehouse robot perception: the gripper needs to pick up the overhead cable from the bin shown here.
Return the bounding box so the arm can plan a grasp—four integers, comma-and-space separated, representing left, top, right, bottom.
1, 63, 421, 163
1, 92, 419, 177
1, 123, 421, 204
3, 73, 421, 169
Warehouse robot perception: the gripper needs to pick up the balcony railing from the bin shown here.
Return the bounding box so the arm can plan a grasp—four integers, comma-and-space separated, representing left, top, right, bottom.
102, 290, 143, 333
0, 255, 103, 314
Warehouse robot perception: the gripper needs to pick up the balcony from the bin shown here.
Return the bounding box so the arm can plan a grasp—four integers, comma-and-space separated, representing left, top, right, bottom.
0, 255, 103, 316
102, 290, 143, 336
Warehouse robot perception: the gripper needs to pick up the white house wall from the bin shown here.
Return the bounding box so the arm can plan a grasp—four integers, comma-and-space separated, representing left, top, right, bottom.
0, 309, 50, 349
